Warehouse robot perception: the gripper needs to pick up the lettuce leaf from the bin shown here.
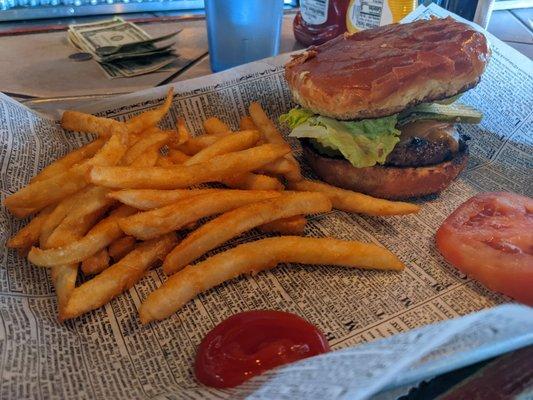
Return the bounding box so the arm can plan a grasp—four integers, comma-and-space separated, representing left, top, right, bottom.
279, 108, 315, 129
280, 108, 400, 168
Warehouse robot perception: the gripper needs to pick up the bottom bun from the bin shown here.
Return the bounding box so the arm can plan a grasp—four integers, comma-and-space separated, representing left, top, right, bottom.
302, 140, 468, 200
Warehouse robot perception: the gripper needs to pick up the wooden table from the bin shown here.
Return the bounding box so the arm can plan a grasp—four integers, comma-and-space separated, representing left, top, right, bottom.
0, 12, 303, 102
0, 8, 531, 400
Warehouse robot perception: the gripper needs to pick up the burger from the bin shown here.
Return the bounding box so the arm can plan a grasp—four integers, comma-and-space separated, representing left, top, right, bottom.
282, 17, 490, 200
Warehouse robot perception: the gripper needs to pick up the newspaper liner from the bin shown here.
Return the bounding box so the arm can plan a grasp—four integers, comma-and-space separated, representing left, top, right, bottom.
1, 5, 531, 400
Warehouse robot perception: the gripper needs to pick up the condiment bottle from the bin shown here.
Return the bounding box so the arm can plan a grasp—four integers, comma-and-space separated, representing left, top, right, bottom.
346, 0, 418, 32
293, 0, 350, 47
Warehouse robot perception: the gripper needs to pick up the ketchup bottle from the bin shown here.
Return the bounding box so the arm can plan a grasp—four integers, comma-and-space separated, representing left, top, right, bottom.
293, 0, 350, 47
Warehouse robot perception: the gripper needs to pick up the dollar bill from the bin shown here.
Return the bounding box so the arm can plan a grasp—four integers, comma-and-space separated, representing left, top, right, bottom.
100, 46, 173, 63
68, 17, 125, 32
68, 18, 126, 49
74, 22, 151, 54
108, 54, 177, 77
68, 18, 177, 79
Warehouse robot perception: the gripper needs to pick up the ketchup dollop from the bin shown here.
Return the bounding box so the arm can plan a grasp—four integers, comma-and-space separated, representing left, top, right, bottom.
194, 310, 330, 388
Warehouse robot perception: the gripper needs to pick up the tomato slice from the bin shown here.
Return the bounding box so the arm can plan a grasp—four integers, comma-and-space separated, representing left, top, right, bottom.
194, 310, 330, 388
436, 192, 533, 305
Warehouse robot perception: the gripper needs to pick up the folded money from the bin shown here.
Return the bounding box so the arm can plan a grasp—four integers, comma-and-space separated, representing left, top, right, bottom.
68, 18, 180, 79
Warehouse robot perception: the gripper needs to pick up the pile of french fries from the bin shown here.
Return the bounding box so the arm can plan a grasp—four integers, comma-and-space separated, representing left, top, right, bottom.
5, 88, 421, 324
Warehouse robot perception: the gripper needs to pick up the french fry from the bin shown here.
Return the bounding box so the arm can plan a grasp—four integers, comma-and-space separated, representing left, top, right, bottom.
167, 119, 189, 149
176, 117, 191, 141
43, 204, 92, 318
259, 157, 302, 182
163, 192, 331, 274
249, 102, 302, 182
178, 130, 282, 190
240, 116, 257, 131
46, 208, 107, 250
31, 139, 105, 183
173, 140, 203, 155
61, 111, 124, 138
119, 190, 282, 240
167, 149, 190, 164
81, 248, 110, 275
174, 134, 229, 155
8, 207, 36, 218
172, 114, 232, 152
259, 215, 306, 235
62, 130, 127, 168
131, 146, 161, 168
203, 117, 231, 135
155, 156, 174, 167
7, 205, 55, 251
51, 263, 79, 317
108, 236, 136, 261
5, 165, 89, 217
288, 179, 421, 216
122, 130, 169, 165
27, 205, 136, 267
184, 130, 260, 166
88, 143, 290, 189
38, 188, 93, 247
242, 110, 297, 181
141, 236, 404, 323
128, 142, 162, 168
126, 88, 173, 134
4, 132, 128, 216
223, 173, 284, 191
248, 103, 287, 146
5, 168, 89, 218
108, 188, 221, 210
44, 186, 114, 248
126, 133, 142, 147
191, 134, 230, 145
42, 192, 113, 249
62, 233, 176, 321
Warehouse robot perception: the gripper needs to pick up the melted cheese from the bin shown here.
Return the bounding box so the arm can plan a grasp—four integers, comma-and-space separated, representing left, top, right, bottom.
399, 120, 459, 153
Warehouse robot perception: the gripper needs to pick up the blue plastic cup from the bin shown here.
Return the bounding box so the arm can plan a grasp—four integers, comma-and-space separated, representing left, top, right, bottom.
205, 0, 284, 72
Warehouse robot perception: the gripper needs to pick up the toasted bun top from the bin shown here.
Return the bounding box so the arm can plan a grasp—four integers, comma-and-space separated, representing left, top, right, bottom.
285, 17, 490, 120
